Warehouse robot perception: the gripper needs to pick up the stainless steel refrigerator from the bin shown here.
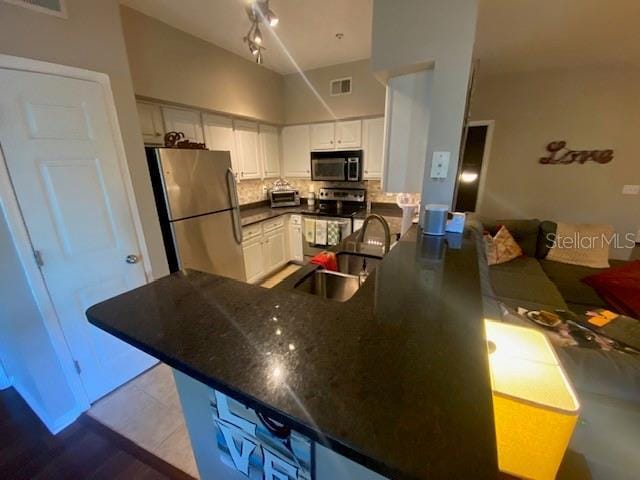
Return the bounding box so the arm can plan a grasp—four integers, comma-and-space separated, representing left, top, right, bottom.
146, 148, 246, 281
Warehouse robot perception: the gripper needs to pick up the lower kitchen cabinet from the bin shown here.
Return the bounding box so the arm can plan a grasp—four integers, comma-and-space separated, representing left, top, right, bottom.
242, 218, 288, 284
263, 228, 287, 273
242, 237, 266, 284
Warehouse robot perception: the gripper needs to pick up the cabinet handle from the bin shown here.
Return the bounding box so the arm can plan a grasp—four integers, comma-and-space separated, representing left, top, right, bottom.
330, 140, 334, 144
155, 132, 162, 137
337, 140, 342, 143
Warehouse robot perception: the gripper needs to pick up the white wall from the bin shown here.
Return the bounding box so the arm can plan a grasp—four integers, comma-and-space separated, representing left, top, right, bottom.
471, 66, 640, 259
0, 211, 79, 431
372, 0, 478, 209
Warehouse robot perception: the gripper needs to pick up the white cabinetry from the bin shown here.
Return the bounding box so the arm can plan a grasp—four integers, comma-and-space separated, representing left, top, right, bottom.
310, 120, 361, 151
234, 121, 261, 180
136, 102, 165, 144
362, 117, 385, 179
282, 125, 311, 178
288, 215, 303, 263
310, 122, 336, 150
202, 113, 239, 174
242, 217, 288, 284
162, 107, 204, 143
259, 124, 281, 178
335, 120, 362, 149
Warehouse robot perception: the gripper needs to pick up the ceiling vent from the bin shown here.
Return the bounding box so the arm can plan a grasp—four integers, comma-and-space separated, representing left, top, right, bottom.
330, 77, 352, 96
3, 0, 67, 18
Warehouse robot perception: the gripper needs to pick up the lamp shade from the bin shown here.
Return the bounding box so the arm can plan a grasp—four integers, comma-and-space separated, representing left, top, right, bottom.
485, 320, 580, 480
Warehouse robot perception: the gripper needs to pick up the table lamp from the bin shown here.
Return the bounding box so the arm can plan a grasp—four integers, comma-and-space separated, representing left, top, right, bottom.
485, 320, 580, 480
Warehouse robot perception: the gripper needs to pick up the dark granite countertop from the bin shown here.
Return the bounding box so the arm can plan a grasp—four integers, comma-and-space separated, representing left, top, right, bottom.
239, 201, 402, 227
86, 226, 497, 480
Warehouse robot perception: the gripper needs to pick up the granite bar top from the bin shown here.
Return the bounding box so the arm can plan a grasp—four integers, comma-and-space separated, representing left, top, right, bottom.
87, 226, 497, 480
239, 201, 402, 227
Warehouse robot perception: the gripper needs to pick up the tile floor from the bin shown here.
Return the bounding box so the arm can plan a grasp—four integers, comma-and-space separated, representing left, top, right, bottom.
88, 262, 302, 478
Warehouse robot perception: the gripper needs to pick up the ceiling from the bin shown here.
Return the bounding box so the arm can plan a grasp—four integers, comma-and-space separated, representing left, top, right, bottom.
120, 0, 372, 75
120, 0, 640, 76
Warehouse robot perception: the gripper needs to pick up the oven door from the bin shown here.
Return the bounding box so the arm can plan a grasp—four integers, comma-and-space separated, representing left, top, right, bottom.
270, 190, 299, 206
311, 157, 346, 181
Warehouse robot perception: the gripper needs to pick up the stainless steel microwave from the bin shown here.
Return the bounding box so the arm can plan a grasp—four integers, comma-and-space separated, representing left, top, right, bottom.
310, 150, 362, 182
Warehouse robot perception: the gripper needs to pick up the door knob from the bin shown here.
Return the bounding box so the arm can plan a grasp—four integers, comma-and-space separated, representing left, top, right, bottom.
126, 254, 140, 264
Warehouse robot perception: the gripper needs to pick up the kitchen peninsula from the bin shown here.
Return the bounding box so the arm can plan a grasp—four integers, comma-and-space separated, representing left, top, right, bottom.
87, 226, 498, 479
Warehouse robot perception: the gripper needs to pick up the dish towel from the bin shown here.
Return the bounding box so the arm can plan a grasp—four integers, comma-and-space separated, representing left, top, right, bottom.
327, 221, 341, 246
304, 218, 316, 243
315, 219, 328, 246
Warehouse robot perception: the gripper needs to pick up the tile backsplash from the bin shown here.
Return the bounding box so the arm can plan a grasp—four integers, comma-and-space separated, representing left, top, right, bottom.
236, 178, 407, 205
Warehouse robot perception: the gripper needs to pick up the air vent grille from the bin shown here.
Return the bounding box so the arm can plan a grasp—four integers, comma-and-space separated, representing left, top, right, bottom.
3, 0, 67, 17
330, 77, 352, 96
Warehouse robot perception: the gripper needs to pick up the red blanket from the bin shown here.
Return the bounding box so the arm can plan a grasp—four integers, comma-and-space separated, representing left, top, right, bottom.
582, 260, 640, 318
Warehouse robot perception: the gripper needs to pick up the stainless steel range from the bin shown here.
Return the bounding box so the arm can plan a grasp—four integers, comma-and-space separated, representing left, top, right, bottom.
302, 187, 366, 257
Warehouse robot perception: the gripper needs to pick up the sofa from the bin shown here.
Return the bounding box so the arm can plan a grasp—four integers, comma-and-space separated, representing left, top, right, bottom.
467, 216, 640, 480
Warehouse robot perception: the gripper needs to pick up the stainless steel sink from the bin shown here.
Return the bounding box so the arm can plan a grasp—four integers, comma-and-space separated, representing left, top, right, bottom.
295, 252, 383, 302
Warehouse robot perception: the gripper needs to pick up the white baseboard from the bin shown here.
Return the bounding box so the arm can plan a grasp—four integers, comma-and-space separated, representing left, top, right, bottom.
12, 381, 84, 434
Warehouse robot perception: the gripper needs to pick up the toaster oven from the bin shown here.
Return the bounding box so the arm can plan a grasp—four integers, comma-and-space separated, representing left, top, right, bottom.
269, 189, 300, 208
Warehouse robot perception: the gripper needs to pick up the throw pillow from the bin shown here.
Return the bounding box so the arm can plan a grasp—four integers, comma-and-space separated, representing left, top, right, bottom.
582, 260, 640, 318
484, 225, 523, 265
546, 222, 613, 268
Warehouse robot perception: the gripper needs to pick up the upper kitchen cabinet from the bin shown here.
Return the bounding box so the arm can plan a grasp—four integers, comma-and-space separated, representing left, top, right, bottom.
335, 120, 362, 149
202, 113, 240, 174
234, 121, 261, 180
282, 125, 311, 178
310, 122, 335, 150
259, 124, 281, 179
136, 102, 165, 145
310, 120, 361, 151
162, 107, 204, 144
362, 117, 385, 179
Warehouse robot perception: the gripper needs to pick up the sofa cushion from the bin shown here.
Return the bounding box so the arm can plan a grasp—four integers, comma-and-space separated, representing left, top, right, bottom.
483, 226, 523, 265
490, 256, 567, 311
482, 218, 541, 258
536, 220, 557, 259
539, 259, 627, 310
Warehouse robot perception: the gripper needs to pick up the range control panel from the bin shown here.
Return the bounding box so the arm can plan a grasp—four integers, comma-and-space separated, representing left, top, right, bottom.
318, 187, 366, 203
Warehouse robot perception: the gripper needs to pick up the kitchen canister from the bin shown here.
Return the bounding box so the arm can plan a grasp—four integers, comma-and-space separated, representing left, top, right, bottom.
423, 204, 449, 236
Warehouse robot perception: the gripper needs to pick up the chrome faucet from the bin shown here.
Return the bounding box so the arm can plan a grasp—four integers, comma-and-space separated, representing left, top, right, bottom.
357, 214, 391, 254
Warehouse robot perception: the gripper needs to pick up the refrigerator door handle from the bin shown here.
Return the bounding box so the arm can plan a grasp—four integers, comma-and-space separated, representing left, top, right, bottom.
226, 168, 243, 244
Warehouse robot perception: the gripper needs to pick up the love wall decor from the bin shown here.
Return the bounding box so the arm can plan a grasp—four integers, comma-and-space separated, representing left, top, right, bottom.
539, 141, 614, 165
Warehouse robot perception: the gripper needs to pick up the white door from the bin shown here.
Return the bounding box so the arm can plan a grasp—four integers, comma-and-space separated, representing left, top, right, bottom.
310, 122, 336, 151
136, 102, 164, 145
234, 121, 261, 180
282, 125, 311, 178
260, 125, 281, 178
162, 107, 204, 144
242, 237, 265, 283
335, 120, 362, 149
264, 228, 286, 272
202, 113, 239, 175
363, 117, 384, 179
0, 69, 157, 402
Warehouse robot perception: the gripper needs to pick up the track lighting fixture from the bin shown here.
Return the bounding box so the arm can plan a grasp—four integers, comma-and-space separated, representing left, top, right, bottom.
243, 0, 277, 64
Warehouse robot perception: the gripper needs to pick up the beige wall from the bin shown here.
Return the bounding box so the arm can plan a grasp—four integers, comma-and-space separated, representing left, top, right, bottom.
283, 59, 385, 124
121, 6, 284, 125
0, 0, 167, 279
471, 66, 640, 259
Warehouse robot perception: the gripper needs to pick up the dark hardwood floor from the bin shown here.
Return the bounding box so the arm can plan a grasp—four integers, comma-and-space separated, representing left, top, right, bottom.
0, 387, 195, 480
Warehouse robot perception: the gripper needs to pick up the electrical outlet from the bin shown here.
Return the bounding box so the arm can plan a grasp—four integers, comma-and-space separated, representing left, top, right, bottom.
622, 185, 640, 195
430, 151, 450, 179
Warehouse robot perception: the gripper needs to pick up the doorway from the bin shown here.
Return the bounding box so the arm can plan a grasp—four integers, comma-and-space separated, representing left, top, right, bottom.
0, 62, 156, 405
454, 121, 494, 212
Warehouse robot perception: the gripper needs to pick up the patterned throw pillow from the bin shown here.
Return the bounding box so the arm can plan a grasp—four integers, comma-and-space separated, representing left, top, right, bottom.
484, 225, 523, 265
